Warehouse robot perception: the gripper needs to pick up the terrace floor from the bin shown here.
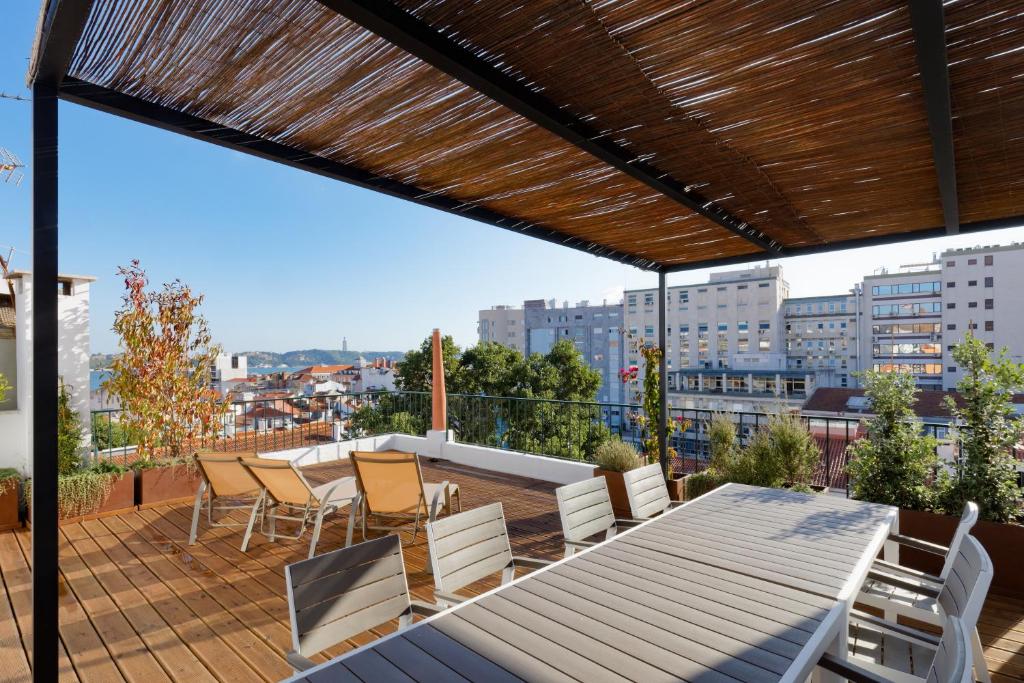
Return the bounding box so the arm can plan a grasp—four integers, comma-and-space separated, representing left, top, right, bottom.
0, 459, 1021, 682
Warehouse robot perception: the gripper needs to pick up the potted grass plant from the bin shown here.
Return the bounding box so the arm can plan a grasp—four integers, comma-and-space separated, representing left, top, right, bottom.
592, 439, 641, 518
27, 461, 135, 524
0, 468, 21, 531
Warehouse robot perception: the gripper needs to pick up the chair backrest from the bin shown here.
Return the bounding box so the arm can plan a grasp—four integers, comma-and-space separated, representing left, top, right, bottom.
939, 502, 979, 580
623, 463, 671, 519
239, 457, 313, 507
195, 451, 260, 498
937, 535, 993, 631
349, 450, 427, 516
426, 503, 513, 594
926, 615, 970, 683
285, 535, 410, 658
555, 477, 615, 543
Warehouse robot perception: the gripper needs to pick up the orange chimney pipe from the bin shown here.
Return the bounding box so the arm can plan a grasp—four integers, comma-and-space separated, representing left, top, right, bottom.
431, 328, 447, 431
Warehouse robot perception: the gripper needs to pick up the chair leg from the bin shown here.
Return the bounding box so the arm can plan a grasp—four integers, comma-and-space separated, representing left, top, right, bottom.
268, 507, 277, 542
411, 508, 422, 545
501, 564, 515, 585
344, 495, 359, 548
973, 627, 991, 683
308, 505, 330, 560
564, 543, 575, 559
241, 490, 265, 552
188, 481, 208, 545
360, 499, 368, 541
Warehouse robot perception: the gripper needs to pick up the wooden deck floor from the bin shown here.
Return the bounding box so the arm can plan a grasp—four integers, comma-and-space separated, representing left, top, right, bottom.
0, 459, 1021, 682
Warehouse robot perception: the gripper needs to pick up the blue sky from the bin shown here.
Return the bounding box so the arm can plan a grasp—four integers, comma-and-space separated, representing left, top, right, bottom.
3, 1, 1024, 354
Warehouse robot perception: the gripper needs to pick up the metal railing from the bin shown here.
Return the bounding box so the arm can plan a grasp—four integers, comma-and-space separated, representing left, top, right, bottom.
90, 390, 952, 492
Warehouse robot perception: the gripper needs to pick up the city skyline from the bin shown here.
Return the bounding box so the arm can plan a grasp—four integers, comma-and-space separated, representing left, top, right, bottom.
3, 3, 1024, 355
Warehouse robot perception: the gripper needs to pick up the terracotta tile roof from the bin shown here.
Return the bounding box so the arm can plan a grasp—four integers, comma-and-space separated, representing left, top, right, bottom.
803, 387, 1024, 419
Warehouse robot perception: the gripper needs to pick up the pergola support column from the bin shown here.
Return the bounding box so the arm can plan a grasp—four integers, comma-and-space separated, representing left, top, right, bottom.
32, 80, 60, 683
658, 270, 669, 477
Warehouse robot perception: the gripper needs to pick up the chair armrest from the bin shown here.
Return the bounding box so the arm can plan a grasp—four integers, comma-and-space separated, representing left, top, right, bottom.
867, 569, 941, 599
513, 556, 554, 569
818, 653, 889, 683
286, 651, 317, 672
872, 559, 943, 586
849, 609, 941, 648
888, 533, 949, 556
614, 518, 644, 527
432, 590, 468, 606
409, 600, 446, 617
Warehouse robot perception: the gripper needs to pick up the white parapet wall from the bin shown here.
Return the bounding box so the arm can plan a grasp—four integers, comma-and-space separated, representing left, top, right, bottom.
262, 432, 597, 486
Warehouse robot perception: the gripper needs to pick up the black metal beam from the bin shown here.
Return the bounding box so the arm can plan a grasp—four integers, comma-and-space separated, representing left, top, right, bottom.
657, 271, 668, 478
910, 0, 959, 235
31, 81, 60, 683
315, 0, 783, 256
661, 213, 1024, 273
26, 0, 94, 86
58, 78, 660, 271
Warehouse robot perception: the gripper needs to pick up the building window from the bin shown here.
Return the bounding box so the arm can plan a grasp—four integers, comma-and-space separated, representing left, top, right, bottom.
644, 325, 654, 337
985, 299, 993, 310
984, 276, 994, 287
947, 323, 956, 330
968, 301, 978, 308
986, 342, 995, 350
737, 284, 748, 290
968, 280, 977, 287
758, 282, 769, 288
946, 303, 956, 309
946, 260, 955, 267
984, 321, 994, 331
947, 367, 957, 373
644, 293, 655, 307
946, 281, 955, 288
717, 286, 727, 292
984, 255, 994, 266
968, 258, 977, 265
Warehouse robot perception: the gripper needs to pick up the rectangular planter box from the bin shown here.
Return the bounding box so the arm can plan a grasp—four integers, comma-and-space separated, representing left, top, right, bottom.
29, 472, 137, 526
594, 468, 632, 518
899, 508, 1024, 599
0, 482, 19, 531
665, 475, 685, 502
136, 464, 202, 509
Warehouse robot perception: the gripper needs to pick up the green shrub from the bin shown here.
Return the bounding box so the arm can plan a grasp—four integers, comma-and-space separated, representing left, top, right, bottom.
0, 468, 19, 498
847, 371, 937, 510
594, 439, 640, 472
707, 413, 738, 473
685, 470, 722, 500
715, 411, 817, 489
57, 380, 85, 476
937, 334, 1024, 522
770, 412, 820, 485
26, 461, 127, 518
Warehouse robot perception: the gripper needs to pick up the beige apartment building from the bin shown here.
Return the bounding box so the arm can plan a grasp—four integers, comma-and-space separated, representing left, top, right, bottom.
476, 304, 526, 355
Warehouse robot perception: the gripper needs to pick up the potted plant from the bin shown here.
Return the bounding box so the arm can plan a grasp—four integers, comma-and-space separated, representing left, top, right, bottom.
592, 439, 641, 517
104, 261, 224, 507
0, 468, 20, 531
27, 461, 135, 524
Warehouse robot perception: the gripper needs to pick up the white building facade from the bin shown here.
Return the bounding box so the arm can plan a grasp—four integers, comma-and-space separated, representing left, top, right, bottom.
0, 271, 94, 474
784, 292, 862, 388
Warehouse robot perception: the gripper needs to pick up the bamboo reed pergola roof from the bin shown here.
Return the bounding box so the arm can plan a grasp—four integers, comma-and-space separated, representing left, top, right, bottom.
28, 0, 1024, 272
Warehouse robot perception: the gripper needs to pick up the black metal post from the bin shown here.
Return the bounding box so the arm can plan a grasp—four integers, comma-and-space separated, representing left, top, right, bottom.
658, 270, 669, 477
32, 80, 60, 683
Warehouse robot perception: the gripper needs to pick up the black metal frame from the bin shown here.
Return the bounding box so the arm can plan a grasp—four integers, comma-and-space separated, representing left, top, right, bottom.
657, 271, 669, 476
910, 0, 959, 235
315, 0, 784, 255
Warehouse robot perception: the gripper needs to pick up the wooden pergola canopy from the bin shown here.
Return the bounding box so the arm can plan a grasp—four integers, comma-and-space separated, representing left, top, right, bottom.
29, 0, 1024, 272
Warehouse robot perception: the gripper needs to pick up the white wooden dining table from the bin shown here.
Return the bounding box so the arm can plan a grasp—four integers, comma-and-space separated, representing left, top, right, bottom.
284, 483, 898, 682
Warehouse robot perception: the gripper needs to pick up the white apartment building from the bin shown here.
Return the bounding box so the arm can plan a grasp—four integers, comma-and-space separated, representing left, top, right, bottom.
938, 244, 1024, 388
477, 305, 526, 355
784, 292, 862, 388
0, 271, 94, 474
211, 352, 247, 382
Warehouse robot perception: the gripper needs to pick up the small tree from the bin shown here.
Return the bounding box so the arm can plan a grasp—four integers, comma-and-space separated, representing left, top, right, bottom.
939, 334, 1023, 522
57, 380, 84, 475
105, 261, 225, 461
847, 370, 937, 509
707, 413, 738, 473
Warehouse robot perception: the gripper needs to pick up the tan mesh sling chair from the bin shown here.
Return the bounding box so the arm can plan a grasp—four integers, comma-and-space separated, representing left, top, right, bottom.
188, 450, 264, 546
348, 450, 461, 545
239, 457, 360, 559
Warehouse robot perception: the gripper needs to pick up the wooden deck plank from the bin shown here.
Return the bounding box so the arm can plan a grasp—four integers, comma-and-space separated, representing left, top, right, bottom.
0, 533, 32, 683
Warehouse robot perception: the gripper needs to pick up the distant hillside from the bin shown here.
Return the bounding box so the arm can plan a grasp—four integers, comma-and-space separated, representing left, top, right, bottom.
242, 349, 406, 368
91, 349, 405, 370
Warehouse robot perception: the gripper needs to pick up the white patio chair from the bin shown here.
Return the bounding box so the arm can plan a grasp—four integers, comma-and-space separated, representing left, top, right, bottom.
555, 477, 643, 558
284, 535, 442, 673
819, 614, 971, 683
425, 502, 552, 607
849, 535, 993, 683
622, 463, 686, 519
861, 502, 979, 610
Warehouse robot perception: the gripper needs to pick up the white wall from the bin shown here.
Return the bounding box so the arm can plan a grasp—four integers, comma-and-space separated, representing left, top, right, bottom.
0, 273, 93, 474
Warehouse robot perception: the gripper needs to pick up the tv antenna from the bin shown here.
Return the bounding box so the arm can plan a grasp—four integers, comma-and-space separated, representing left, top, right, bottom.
0, 148, 24, 187
0, 92, 30, 103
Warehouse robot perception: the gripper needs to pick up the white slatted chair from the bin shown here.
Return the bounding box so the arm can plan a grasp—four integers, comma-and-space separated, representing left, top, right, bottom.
622, 463, 686, 519
425, 502, 552, 607
849, 535, 993, 683
555, 477, 643, 558
860, 502, 979, 615
819, 614, 971, 683
284, 535, 442, 673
